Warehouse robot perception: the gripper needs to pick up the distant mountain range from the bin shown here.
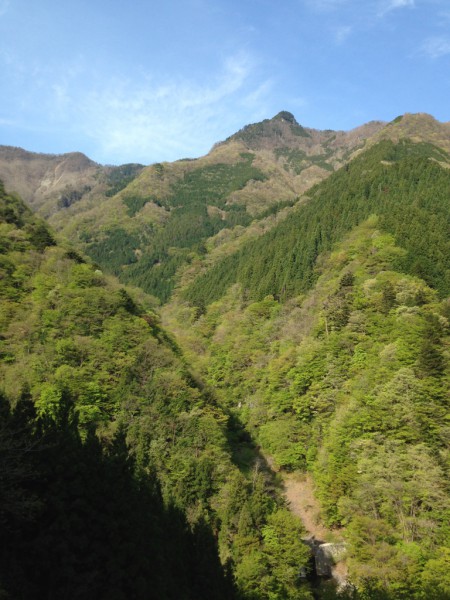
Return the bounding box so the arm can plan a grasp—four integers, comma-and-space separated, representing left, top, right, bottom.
2, 111, 449, 304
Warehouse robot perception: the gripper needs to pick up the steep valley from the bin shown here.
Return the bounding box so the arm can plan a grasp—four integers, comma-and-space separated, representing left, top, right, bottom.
1, 112, 450, 599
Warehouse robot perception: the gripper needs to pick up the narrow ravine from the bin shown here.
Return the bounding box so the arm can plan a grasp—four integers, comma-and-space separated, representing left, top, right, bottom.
282, 473, 330, 540
280, 470, 349, 589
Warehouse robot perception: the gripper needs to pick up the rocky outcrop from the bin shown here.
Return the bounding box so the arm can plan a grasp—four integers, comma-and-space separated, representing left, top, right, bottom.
0, 145, 100, 212
314, 542, 347, 577
304, 538, 347, 579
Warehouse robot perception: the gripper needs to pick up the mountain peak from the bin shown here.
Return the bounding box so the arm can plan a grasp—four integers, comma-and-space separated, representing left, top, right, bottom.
272, 110, 298, 125
223, 110, 310, 150
370, 112, 450, 154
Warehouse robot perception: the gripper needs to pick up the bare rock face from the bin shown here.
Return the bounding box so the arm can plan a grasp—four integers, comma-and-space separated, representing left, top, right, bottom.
314, 543, 347, 578
0, 146, 100, 213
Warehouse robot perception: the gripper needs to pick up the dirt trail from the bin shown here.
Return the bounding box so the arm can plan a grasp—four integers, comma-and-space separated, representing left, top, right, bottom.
282, 472, 331, 541
280, 470, 348, 586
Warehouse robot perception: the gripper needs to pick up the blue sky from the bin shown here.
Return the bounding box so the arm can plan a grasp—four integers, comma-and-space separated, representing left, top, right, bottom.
1, 0, 449, 164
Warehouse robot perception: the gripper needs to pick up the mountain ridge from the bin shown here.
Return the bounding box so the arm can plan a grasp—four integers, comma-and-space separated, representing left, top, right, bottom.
1, 111, 447, 222
1, 111, 450, 305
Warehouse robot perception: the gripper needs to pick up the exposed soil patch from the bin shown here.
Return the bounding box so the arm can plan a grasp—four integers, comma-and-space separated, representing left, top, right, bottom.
282, 472, 330, 541
281, 470, 348, 587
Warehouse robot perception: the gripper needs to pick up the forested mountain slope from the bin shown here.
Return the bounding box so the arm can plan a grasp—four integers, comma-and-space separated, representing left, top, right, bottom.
2, 115, 450, 308
183, 138, 450, 307
0, 113, 388, 304
47, 113, 450, 304
167, 224, 450, 599
163, 136, 450, 598
0, 183, 317, 599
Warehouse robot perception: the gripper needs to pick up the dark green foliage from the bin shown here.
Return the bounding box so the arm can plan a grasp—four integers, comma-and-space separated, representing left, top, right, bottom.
0, 183, 55, 253
323, 273, 354, 332
104, 163, 144, 197
274, 111, 298, 125
275, 147, 334, 174
228, 112, 310, 147
64, 249, 86, 264
380, 281, 396, 314
416, 314, 445, 377
185, 139, 450, 307
120, 203, 251, 302
87, 226, 143, 271
123, 194, 153, 216
57, 185, 91, 209
257, 197, 298, 218
0, 182, 30, 226
88, 155, 268, 302
26, 221, 56, 250
168, 154, 267, 208
0, 394, 236, 600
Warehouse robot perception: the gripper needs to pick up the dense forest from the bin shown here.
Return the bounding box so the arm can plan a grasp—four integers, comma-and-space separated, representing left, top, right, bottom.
166, 136, 450, 598
1, 122, 450, 599
86, 153, 270, 303
168, 217, 450, 599
0, 184, 315, 599
184, 140, 450, 307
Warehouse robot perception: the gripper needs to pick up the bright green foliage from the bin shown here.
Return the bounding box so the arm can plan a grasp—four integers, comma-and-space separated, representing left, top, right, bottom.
0, 186, 313, 599
184, 139, 450, 306
84, 153, 269, 302
262, 510, 311, 593
4, 130, 450, 598
419, 548, 450, 600
172, 216, 450, 599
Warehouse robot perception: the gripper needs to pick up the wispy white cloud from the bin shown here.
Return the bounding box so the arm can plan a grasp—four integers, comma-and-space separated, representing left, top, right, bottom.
0, 48, 271, 163
241, 80, 274, 110
334, 25, 352, 43
67, 53, 272, 163
377, 0, 415, 17
421, 36, 450, 59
